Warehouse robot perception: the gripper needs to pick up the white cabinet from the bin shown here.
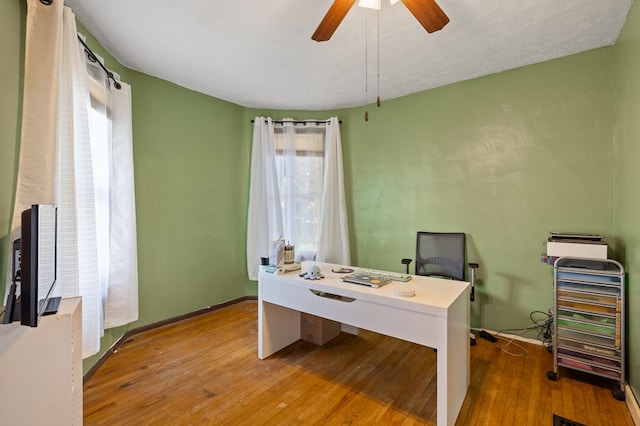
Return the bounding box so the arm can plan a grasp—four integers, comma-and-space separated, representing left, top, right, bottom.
0, 297, 82, 424
547, 258, 626, 401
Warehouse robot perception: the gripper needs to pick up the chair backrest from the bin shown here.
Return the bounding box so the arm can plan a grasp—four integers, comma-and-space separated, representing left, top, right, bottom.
415, 232, 465, 280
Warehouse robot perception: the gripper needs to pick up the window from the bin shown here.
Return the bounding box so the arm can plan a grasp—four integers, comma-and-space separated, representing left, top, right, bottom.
274, 124, 325, 260
87, 60, 112, 303
247, 117, 349, 281
84, 53, 139, 333
13, 10, 137, 357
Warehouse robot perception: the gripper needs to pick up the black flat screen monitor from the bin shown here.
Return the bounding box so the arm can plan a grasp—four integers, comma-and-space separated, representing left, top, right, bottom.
2, 204, 58, 327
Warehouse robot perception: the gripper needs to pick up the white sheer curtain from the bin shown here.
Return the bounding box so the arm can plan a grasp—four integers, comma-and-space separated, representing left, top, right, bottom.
83, 40, 138, 329
104, 82, 139, 329
8, 0, 138, 356
57, 5, 103, 356
246, 117, 350, 280
246, 118, 283, 280
317, 117, 351, 263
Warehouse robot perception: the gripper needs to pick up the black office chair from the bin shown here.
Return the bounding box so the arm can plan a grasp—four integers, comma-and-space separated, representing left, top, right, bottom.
402, 232, 478, 345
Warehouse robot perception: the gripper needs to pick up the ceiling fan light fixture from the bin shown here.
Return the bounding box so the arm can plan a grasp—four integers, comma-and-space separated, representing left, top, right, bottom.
358, 0, 400, 10
314, 0, 448, 42
358, 0, 380, 10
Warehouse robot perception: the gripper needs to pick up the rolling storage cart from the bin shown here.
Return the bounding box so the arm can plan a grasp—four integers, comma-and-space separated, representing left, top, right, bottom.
546, 257, 626, 400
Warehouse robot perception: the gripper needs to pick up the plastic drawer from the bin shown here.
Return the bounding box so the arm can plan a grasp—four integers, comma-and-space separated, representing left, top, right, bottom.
557, 280, 619, 295
557, 289, 617, 305
557, 308, 615, 322
557, 327, 617, 348
557, 299, 617, 315
557, 347, 620, 368
556, 270, 621, 286
557, 337, 618, 357
557, 317, 616, 336
558, 358, 621, 379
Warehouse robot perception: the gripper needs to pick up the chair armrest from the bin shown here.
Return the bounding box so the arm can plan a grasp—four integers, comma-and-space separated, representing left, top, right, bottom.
401, 258, 412, 274
468, 263, 479, 302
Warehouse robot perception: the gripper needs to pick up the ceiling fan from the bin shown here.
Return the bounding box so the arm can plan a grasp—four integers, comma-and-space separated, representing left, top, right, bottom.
312, 0, 450, 42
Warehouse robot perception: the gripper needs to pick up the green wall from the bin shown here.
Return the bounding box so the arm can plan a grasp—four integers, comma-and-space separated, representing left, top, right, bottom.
614, 0, 640, 400
128, 71, 248, 321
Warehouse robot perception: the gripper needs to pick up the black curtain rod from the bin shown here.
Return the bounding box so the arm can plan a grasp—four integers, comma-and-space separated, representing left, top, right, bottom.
250, 119, 341, 125
77, 35, 122, 90
38, 1, 121, 90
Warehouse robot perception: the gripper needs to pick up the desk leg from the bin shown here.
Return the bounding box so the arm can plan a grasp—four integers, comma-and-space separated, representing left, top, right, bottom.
437, 292, 470, 426
258, 300, 301, 359
340, 323, 359, 335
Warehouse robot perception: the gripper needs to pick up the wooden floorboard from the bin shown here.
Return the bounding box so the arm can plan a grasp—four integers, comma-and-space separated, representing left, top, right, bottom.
83, 300, 634, 425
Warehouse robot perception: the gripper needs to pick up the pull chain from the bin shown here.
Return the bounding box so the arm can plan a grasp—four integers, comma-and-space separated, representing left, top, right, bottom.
364, 10, 369, 121
377, 7, 381, 109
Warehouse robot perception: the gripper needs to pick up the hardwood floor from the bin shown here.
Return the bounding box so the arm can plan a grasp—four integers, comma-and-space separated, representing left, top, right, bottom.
83, 300, 633, 425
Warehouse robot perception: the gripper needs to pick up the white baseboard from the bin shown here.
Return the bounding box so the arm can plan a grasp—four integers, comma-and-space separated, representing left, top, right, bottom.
472, 328, 549, 347
627, 385, 640, 425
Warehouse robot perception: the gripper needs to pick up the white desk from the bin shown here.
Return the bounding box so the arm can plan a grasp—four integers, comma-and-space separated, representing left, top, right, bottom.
258, 261, 470, 426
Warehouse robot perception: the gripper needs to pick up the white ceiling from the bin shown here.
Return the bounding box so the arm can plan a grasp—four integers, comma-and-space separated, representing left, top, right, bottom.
64, 0, 633, 111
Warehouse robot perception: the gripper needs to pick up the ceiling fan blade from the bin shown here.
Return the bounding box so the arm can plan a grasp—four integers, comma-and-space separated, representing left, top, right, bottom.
312, 0, 357, 42
401, 0, 450, 33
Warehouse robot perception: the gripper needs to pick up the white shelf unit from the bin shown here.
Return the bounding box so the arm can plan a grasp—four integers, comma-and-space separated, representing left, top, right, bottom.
547, 257, 626, 401
0, 297, 82, 424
